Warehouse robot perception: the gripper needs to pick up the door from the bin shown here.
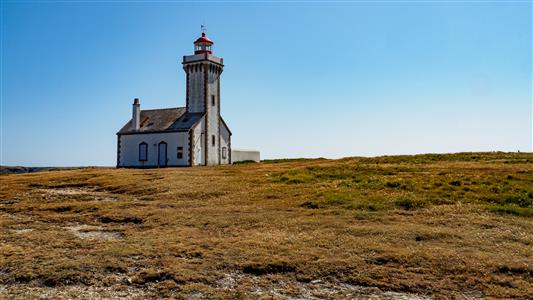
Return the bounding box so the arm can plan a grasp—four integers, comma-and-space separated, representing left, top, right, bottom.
158, 142, 167, 167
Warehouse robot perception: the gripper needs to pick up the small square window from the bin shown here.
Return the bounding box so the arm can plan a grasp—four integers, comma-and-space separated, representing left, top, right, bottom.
177, 146, 183, 151
177, 152, 183, 159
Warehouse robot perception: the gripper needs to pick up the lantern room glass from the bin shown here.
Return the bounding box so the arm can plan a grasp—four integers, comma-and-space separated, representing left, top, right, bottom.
195, 43, 211, 52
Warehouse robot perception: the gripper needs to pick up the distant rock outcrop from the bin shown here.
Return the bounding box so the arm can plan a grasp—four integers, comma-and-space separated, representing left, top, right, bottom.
0, 166, 83, 174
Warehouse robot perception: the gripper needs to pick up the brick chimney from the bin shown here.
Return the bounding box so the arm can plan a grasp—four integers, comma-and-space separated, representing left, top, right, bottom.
132, 98, 140, 130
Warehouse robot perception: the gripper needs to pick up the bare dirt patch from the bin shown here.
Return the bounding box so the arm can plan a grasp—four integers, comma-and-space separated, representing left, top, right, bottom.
66, 224, 123, 241
37, 187, 117, 202
0, 283, 146, 300
10, 228, 33, 234
215, 272, 434, 299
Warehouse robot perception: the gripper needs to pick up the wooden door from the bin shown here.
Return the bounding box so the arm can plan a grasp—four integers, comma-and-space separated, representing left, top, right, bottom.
158, 142, 167, 167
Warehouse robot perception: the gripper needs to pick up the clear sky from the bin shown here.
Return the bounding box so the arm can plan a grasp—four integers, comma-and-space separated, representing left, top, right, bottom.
1, 1, 531, 166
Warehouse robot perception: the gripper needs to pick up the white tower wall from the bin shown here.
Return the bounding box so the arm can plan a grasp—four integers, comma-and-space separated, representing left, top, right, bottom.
183, 53, 224, 166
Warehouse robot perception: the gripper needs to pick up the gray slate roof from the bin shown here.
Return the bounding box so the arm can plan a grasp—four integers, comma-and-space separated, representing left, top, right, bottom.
118, 107, 203, 134
169, 112, 204, 130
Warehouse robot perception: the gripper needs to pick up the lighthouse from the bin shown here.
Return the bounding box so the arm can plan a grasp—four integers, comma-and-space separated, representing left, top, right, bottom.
182, 32, 225, 165
117, 31, 232, 167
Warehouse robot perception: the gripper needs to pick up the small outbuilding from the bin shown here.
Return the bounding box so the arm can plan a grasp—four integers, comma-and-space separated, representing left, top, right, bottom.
231, 149, 261, 163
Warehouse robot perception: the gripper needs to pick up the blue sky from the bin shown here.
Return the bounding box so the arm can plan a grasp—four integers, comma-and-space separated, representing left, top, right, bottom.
1, 1, 531, 166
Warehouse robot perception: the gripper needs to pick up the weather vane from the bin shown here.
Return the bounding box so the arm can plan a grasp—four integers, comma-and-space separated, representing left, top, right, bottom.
201, 24, 206, 34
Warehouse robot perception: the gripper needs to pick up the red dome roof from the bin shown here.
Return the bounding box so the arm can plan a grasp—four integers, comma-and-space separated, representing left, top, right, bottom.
194, 33, 213, 44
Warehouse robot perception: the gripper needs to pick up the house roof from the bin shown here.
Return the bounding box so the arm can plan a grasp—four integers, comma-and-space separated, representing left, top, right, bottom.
117, 106, 231, 135
220, 116, 232, 135
169, 112, 204, 130
118, 107, 197, 134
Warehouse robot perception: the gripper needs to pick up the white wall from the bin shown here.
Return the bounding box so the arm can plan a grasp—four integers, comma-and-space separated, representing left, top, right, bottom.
184, 55, 223, 114
206, 65, 221, 165
220, 120, 231, 164
232, 149, 260, 163
187, 65, 205, 113
191, 117, 205, 166
183, 54, 224, 166
118, 132, 189, 167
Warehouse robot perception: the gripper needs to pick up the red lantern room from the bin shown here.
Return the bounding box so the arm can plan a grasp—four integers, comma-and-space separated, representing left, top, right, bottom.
194, 32, 213, 55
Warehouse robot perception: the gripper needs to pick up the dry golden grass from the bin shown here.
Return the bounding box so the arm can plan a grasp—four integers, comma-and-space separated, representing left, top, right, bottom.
0, 152, 532, 299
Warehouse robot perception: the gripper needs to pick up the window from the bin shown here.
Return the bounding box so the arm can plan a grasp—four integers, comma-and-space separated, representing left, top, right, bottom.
211, 95, 215, 106
222, 147, 227, 159
212, 135, 215, 147
177, 146, 183, 159
139, 142, 148, 161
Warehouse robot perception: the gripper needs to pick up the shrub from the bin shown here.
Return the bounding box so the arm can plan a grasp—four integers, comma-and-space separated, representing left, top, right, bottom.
242, 261, 296, 275
395, 197, 425, 210
99, 215, 143, 224
351, 202, 383, 211
300, 201, 319, 209
232, 160, 257, 165
385, 182, 401, 188
502, 195, 533, 208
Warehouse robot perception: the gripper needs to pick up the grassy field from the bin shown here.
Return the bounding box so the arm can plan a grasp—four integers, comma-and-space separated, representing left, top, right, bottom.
1, 152, 532, 299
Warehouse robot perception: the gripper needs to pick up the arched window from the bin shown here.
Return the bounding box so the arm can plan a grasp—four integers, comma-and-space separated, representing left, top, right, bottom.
222, 147, 227, 159
139, 142, 148, 161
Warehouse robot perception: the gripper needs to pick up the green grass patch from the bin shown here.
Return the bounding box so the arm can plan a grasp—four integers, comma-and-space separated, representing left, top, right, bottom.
312, 192, 388, 211
488, 205, 533, 217
262, 158, 326, 164
270, 153, 533, 218
274, 171, 316, 184
484, 192, 533, 208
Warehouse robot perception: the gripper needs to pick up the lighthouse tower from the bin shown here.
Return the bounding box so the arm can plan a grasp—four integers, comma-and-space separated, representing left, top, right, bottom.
182, 32, 225, 165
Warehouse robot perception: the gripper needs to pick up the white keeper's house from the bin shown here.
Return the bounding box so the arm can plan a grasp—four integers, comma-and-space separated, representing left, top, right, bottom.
117, 32, 232, 167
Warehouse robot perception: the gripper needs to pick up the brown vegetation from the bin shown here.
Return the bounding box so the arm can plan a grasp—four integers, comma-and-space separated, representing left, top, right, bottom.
1, 152, 532, 299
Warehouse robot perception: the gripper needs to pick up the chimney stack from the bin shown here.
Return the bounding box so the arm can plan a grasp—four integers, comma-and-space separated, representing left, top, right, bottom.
132, 98, 140, 130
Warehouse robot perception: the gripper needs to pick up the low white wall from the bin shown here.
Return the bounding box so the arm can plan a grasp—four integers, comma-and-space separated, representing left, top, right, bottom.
191, 118, 205, 166
118, 132, 189, 167
220, 120, 231, 165
231, 149, 260, 163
